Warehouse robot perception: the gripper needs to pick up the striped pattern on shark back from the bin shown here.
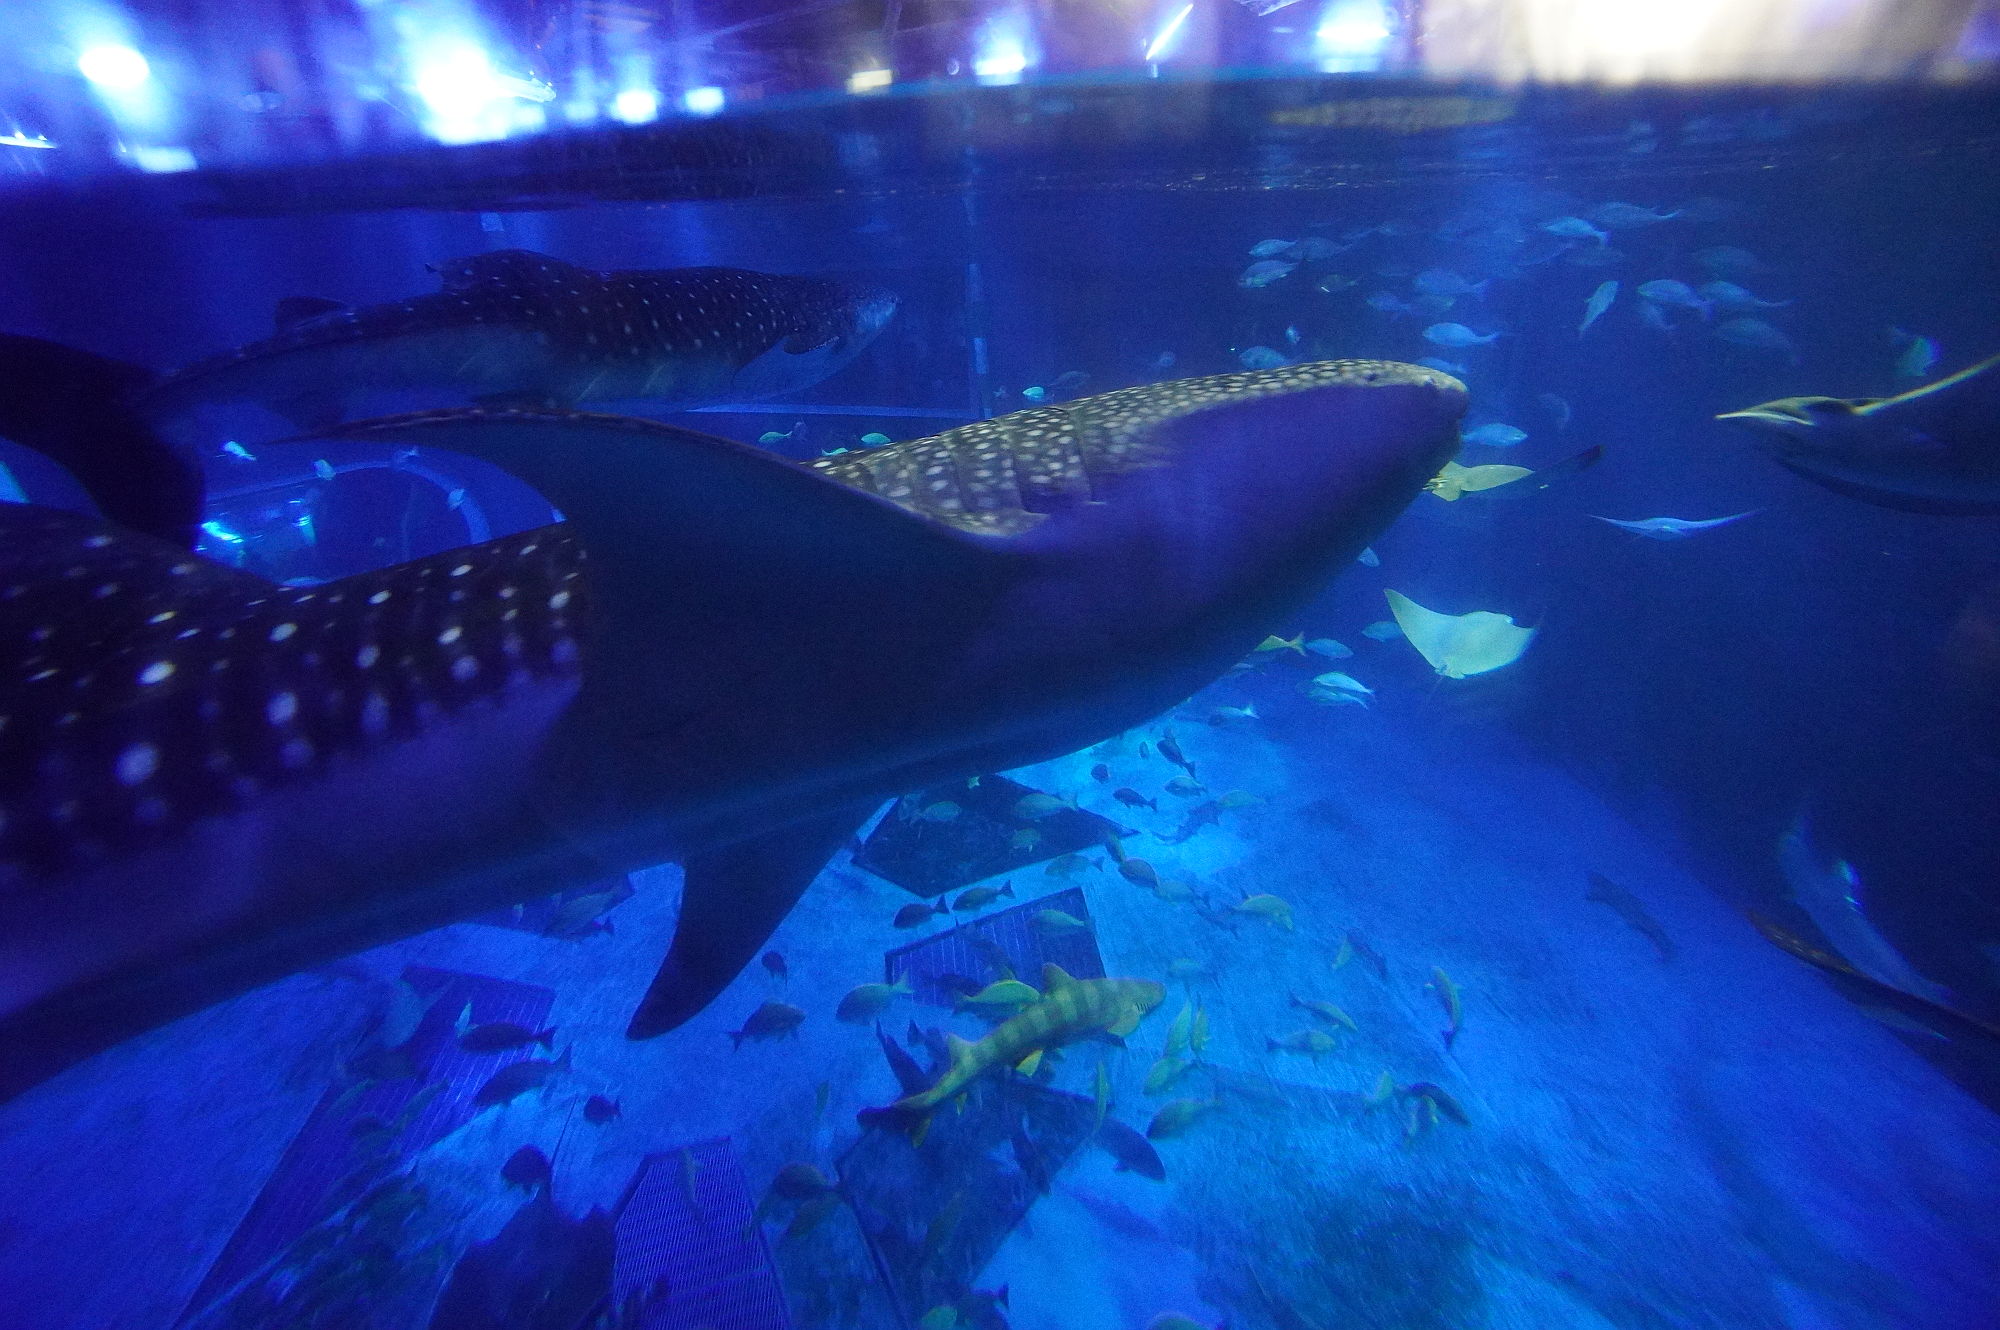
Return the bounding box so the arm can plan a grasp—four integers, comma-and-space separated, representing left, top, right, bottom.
897, 965, 1165, 1112
0, 508, 587, 887
807, 359, 1463, 534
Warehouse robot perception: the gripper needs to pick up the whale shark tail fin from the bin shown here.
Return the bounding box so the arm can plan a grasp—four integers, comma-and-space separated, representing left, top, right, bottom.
0, 332, 201, 548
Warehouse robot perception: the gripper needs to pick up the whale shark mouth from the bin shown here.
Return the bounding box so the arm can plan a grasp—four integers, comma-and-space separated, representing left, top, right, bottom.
0, 356, 1463, 1097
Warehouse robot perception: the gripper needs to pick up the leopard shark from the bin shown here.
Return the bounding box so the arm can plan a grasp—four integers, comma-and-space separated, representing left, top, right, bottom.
139, 249, 899, 431
0, 357, 1464, 1100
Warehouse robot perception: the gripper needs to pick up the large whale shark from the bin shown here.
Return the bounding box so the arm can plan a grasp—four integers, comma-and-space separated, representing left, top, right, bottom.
139, 249, 899, 430
0, 359, 1464, 1099
1717, 351, 2000, 514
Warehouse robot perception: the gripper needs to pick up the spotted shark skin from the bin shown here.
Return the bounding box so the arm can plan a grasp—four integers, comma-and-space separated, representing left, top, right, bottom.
0, 359, 1464, 1099
140, 249, 898, 428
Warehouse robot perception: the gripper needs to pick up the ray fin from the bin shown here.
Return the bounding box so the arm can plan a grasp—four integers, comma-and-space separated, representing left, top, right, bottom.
628, 800, 878, 1039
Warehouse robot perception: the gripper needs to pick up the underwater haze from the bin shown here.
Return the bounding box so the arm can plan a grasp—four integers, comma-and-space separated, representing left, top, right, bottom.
2, 74, 1999, 1330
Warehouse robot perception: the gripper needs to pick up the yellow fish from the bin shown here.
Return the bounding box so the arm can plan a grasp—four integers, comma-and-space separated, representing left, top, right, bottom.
1266, 1028, 1337, 1056
1146, 1095, 1222, 1140
956, 978, 1040, 1008
1145, 1054, 1191, 1095
1253, 633, 1306, 654
1429, 967, 1462, 1049
1164, 1001, 1194, 1057
1233, 893, 1295, 930
1290, 995, 1357, 1030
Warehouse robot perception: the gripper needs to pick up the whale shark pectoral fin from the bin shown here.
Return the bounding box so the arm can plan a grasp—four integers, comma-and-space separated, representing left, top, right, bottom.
628, 800, 881, 1039
0, 334, 200, 548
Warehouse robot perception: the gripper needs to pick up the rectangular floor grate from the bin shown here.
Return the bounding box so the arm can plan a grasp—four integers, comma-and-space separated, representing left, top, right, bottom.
842, 1075, 1096, 1322
613, 1140, 791, 1330
884, 886, 1106, 1008
855, 774, 1129, 899
177, 966, 556, 1323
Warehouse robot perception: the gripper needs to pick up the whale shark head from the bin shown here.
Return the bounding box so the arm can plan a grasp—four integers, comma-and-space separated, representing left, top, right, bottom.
725, 279, 898, 401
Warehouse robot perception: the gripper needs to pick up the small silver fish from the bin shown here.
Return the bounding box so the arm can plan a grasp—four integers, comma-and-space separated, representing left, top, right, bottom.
1461, 423, 1526, 448
1713, 317, 1800, 364
1540, 216, 1608, 245
1238, 259, 1297, 289
1421, 323, 1499, 348
1578, 280, 1618, 334
1414, 268, 1488, 299
1636, 280, 1711, 318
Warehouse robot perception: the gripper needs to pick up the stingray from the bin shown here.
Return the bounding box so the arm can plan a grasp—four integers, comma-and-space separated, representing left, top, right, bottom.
1384, 589, 1535, 678
1424, 445, 1602, 501
1590, 511, 1759, 539
0, 356, 1464, 1098
1717, 351, 2000, 514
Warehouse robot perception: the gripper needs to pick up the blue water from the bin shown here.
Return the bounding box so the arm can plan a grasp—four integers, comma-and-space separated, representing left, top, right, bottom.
1, 78, 1998, 1330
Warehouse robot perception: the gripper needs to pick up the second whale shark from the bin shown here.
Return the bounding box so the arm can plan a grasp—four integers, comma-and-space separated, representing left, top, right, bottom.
139, 249, 898, 430
0, 357, 1465, 1100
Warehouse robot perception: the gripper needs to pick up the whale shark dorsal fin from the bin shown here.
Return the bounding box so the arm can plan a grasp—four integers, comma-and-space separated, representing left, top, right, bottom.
1040, 963, 1077, 993
274, 296, 349, 330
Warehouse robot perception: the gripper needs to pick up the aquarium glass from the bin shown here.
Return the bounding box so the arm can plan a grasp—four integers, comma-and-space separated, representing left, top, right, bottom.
2, 4, 1998, 1330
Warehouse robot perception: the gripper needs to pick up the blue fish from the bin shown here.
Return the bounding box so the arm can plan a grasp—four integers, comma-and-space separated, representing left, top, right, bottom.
0, 358, 1464, 1097
141, 250, 897, 429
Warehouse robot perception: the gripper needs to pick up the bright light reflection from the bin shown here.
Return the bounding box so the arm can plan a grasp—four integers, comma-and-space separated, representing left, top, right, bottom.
1145, 5, 1195, 61
0, 133, 56, 150
848, 68, 894, 92
411, 40, 511, 144
78, 45, 150, 90
682, 86, 725, 115
973, 44, 1029, 78
1314, 0, 1394, 69
612, 88, 659, 124
129, 144, 195, 173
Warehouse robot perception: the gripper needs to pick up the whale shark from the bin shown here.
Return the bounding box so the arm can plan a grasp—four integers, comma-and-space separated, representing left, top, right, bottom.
139, 249, 898, 430
0, 358, 1464, 1099
1717, 351, 2000, 514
